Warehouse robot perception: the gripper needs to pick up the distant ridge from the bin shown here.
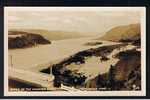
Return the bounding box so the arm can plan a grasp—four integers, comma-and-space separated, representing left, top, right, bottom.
9, 29, 86, 41
99, 23, 140, 42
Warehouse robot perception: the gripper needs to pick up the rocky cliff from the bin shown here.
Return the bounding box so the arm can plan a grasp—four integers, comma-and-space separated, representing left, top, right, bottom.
8, 31, 51, 49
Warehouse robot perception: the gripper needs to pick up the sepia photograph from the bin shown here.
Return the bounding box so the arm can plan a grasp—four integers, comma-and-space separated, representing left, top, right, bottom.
4, 7, 146, 96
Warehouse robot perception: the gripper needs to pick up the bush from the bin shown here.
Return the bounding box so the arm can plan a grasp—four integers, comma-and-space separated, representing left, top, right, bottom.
52, 64, 62, 75
53, 76, 61, 87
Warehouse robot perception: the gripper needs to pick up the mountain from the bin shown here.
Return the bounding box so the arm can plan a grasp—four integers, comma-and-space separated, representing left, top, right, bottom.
9, 29, 86, 41
8, 31, 51, 49
99, 23, 140, 42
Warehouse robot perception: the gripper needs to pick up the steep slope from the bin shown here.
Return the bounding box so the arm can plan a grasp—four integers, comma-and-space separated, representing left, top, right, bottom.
8, 31, 51, 49
86, 49, 141, 91
10, 29, 86, 41
99, 23, 140, 42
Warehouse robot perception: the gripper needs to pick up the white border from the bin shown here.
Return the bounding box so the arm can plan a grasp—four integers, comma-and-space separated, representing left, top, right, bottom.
4, 7, 146, 96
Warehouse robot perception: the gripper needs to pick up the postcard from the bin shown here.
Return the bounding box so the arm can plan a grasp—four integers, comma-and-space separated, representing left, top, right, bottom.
4, 7, 146, 96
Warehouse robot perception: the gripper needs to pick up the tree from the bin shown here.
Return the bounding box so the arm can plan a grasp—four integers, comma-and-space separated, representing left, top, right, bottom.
52, 64, 61, 75
96, 74, 106, 89
63, 70, 72, 77
15, 37, 25, 48
53, 76, 61, 87
107, 65, 115, 90
100, 56, 109, 62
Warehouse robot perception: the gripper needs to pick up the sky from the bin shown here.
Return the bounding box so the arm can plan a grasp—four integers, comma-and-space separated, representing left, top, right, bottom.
6, 7, 142, 36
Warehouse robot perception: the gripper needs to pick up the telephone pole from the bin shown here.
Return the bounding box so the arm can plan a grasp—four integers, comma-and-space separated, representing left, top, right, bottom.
10, 55, 13, 68
49, 63, 53, 75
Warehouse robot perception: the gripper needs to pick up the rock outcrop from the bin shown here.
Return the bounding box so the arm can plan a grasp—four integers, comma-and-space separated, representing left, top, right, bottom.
99, 23, 140, 43
8, 31, 51, 49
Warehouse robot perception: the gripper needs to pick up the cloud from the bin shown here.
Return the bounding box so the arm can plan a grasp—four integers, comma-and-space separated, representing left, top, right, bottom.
8, 16, 21, 22
7, 9, 141, 35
